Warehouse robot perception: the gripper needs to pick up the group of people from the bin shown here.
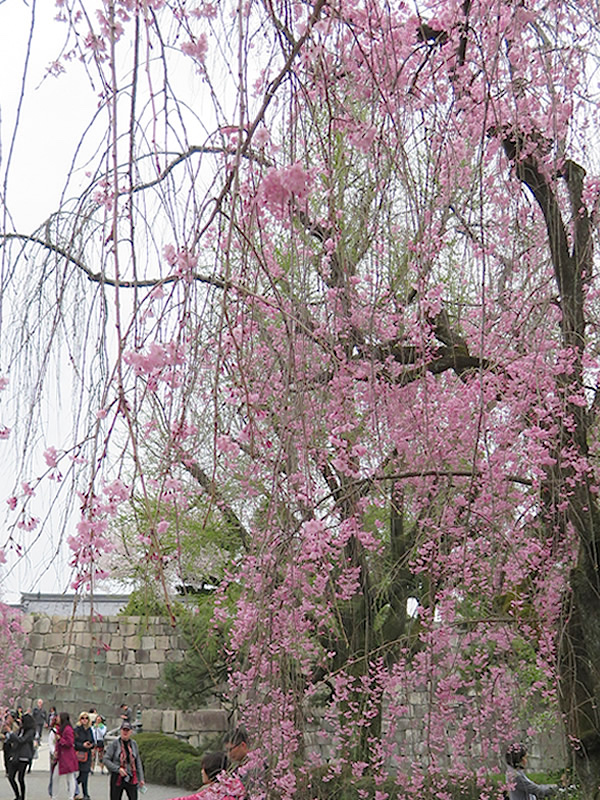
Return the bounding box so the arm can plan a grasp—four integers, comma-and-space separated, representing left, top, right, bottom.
1, 701, 109, 800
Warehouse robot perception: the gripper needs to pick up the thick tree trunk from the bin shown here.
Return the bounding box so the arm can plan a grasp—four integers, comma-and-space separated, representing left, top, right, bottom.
501, 140, 600, 796
559, 522, 600, 800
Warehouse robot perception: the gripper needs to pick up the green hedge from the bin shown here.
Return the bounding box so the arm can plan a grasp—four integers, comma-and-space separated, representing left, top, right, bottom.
136, 733, 200, 786
176, 756, 205, 791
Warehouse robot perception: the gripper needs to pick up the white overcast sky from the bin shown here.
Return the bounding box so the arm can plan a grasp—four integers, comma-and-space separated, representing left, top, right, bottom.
0, 1, 107, 603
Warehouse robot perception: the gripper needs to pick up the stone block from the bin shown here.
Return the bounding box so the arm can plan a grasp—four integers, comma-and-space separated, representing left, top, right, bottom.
68, 656, 84, 673
20, 617, 33, 634
163, 710, 176, 733
110, 636, 124, 650
132, 678, 155, 694
35, 616, 52, 634
28, 633, 45, 650
136, 650, 150, 664
119, 623, 137, 636
125, 635, 141, 650
176, 709, 228, 733
140, 695, 155, 709
141, 709, 164, 732
141, 637, 154, 650
124, 664, 142, 679
33, 650, 51, 667
141, 663, 160, 680
149, 650, 166, 663
70, 674, 89, 691
45, 633, 66, 648
106, 650, 121, 665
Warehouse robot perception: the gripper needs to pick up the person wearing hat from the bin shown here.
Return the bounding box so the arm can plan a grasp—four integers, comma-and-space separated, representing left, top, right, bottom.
104, 722, 145, 800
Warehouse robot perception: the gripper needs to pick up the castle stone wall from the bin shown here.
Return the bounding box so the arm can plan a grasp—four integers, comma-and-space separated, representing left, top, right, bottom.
20, 613, 191, 727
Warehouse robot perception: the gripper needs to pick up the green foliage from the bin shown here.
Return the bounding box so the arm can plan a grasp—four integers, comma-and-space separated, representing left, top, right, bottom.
143, 749, 183, 786
157, 597, 231, 709
136, 732, 197, 758
136, 733, 199, 786
175, 756, 205, 790
120, 588, 172, 617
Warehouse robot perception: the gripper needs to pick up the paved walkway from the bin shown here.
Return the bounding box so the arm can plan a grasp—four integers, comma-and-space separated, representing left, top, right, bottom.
8, 743, 181, 800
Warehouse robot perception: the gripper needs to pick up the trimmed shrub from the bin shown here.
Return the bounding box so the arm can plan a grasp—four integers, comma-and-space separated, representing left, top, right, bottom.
176, 756, 205, 791
136, 733, 199, 786
144, 749, 184, 786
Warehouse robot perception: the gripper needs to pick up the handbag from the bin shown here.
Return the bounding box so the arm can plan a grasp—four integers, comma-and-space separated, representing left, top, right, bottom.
77, 750, 89, 762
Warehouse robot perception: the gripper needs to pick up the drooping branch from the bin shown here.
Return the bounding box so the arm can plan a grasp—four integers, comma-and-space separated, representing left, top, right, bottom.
0, 233, 229, 290
182, 458, 250, 550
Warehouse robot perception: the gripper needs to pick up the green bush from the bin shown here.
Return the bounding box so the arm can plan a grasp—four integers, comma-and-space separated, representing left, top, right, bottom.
137, 732, 197, 757
144, 749, 184, 786
176, 756, 205, 791
136, 733, 199, 786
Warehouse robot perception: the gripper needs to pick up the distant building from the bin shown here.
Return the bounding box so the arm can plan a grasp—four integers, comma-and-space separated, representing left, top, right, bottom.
19, 592, 130, 616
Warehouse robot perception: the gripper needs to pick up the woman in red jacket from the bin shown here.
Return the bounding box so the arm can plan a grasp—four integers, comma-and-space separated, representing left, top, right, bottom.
51, 713, 78, 800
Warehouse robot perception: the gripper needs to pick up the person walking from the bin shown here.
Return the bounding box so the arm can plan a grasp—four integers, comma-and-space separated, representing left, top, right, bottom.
2, 710, 19, 776
52, 712, 78, 800
74, 713, 94, 800
6, 712, 35, 800
91, 715, 107, 774
48, 718, 58, 798
32, 699, 48, 743
104, 722, 145, 800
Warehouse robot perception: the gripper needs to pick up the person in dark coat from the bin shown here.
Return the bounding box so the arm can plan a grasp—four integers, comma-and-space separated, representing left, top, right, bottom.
1, 711, 19, 776
6, 712, 35, 800
31, 699, 48, 742
74, 712, 95, 800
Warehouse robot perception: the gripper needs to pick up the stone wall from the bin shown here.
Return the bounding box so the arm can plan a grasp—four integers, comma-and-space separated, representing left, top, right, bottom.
21, 613, 192, 727
19, 613, 565, 772
139, 708, 229, 748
